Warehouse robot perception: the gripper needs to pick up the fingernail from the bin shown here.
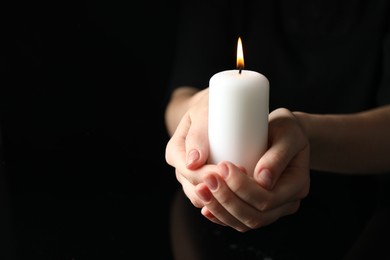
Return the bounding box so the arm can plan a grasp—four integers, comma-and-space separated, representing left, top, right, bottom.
204, 175, 218, 191
186, 149, 200, 166
218, 162, 229, 179
256, 169, 272, 189
197, 188, 212, 202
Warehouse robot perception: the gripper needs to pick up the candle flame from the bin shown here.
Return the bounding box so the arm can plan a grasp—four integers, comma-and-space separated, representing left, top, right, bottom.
236, 37, 244, 72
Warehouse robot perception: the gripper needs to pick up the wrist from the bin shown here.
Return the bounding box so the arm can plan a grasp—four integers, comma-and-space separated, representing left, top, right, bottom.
292, 111, 313, 142
165, 87, 201, 136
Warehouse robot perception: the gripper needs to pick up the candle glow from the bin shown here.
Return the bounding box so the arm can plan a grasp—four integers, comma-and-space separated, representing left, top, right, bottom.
237, 37, 244, 72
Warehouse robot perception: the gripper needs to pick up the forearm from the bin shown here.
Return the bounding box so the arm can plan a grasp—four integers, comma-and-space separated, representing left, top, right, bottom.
294, 105, 390, 174
164, 87, 203, 136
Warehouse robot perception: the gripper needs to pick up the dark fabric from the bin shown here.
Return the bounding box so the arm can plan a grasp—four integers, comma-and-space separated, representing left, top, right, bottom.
172, 187, 390, 260
171, 175, 380, 260
343, 176, 390, 260
169, 0, 390, 111
0, 129, 16, 260
168, 0, 390, 259
4, 1, 179, 259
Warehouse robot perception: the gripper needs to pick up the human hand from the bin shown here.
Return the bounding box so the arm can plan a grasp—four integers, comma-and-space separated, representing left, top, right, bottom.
195, 108, 310, 231
165, 88, 214, 208
166, 90, 310, 230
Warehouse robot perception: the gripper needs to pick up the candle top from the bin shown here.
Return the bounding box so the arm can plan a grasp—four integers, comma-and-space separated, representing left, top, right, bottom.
210, 69, 269, 88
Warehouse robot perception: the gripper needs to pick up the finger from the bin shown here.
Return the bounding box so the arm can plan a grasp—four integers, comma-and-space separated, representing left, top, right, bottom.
221, 161, 308, 212
185, 127, 209, 170
177, 170, 206, 208
246, 200, 301, 228
194, 184, 227, 226
185, 100, 210, 170
165, 113, 190, 170
200, 207, 227, 226
271, 148, 311, 205
202, 166, 302, 230
195, 179, 250, 232
165, 113, 209, 185
176, 163, 223, 208
255, 108, 309, 190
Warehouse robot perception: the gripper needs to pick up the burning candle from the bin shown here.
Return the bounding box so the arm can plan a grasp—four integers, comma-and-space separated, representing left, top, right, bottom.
208, 37, 269, 175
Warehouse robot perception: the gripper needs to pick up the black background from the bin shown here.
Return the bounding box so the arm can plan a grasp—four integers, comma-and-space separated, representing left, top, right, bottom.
4, 1, 180, 259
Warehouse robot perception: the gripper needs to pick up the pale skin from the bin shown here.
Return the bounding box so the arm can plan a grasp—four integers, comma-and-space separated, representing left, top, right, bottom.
165, 86, 390, 232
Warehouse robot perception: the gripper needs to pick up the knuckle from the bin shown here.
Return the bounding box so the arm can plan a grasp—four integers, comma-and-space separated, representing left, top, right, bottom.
191, 198, 203, 208
165, 142, 174, 166
286, 201, 301, 216
268, 149, 287, 165
299, 178, 311, 199
236, 227, 251, 233
186, 193, 203, 208
244, 216, 264, 230
258, 198, 272, 212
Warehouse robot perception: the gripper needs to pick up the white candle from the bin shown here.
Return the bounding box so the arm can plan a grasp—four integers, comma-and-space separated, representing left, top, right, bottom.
208, 38, 269, 175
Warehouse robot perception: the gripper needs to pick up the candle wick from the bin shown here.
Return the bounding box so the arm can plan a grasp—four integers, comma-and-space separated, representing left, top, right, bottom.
239, 69, 242, 74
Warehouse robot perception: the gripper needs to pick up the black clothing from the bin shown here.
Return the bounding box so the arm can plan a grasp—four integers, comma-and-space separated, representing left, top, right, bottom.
4, 1, 179, 259
168, 0, 390, 259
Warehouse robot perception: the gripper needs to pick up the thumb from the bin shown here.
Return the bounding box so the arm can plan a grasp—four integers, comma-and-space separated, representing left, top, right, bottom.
185, 118, 210, 170
255, 141, 296, 190
254, 108, 309, 190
